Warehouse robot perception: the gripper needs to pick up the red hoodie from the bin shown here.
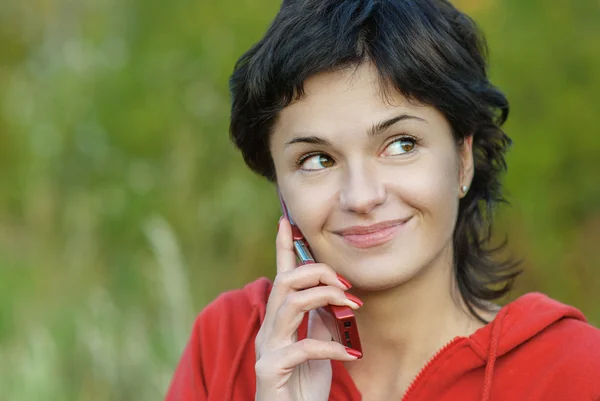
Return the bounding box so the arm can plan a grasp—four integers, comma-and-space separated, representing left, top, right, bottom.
165, 277, 600, 400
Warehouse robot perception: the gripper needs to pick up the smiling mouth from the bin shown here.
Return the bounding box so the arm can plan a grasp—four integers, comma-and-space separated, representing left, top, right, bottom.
334, 217, 412, 249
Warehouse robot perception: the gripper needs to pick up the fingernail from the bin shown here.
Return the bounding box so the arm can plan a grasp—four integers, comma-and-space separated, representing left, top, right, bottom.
345, 347, 363, 359
345, 293, 363, 308
336, 273, 352, 289
277, 216, 284, 233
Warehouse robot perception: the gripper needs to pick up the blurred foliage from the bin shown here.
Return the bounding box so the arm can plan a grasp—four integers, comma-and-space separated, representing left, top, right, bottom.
0, 0, 598, 399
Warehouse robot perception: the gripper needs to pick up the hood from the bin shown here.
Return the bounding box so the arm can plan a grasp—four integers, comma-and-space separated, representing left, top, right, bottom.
472, 292, 587, 401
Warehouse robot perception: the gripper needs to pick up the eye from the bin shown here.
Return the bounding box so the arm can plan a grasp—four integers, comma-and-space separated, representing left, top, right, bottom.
381, 136, 417, 157
299, 153, 335, 171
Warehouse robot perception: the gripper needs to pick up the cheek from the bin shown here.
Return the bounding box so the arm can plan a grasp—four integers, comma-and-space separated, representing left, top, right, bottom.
279, 180, 335, 238
388, 153, 460, 222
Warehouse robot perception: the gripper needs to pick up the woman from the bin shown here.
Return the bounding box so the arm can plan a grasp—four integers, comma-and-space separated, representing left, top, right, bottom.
166, 1, 600, 400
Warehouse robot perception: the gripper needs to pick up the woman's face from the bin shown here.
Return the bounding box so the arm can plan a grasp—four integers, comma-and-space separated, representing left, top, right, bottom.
269, 63, 473, 290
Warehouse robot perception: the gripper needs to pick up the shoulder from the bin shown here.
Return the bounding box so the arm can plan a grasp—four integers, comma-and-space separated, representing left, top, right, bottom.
487, 293, 600, 398
196, 276, 273, 332
507, 292, 600, 362
543, 315, 600, 366
193, 278, 273, 385
191, 277, 273, 373
510, 295, 600, 396
534, 318, 600, 398
200, 277, 273, 318
166, 278, 274, 399
515, 293, 600, 356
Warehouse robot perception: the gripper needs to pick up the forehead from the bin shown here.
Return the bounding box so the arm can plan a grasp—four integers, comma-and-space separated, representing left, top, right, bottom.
273, 63, 444, 137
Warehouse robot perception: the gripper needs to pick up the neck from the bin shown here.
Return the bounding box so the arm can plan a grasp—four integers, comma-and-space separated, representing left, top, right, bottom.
349, 244, 494, 378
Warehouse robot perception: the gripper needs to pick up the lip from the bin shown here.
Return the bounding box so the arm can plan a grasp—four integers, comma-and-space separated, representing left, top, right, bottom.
334, 217, 412, 249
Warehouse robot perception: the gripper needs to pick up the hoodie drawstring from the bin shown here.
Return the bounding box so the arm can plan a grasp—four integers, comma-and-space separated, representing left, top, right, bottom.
482, 311, 505, 401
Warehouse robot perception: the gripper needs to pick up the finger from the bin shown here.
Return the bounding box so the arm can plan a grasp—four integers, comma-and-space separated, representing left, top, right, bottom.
277, 263, 350, 292
276, 217, 296, 274
262, 217, 296, 332
256, 339, 360, 376
263, 263, 350, 334
271, 286, 361, 343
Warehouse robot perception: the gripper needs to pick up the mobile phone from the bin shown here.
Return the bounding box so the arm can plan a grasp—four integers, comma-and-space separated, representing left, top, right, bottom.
277, 189, 362, 354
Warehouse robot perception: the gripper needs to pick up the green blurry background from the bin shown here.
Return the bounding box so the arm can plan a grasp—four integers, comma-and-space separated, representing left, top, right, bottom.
0, 0, 598, 399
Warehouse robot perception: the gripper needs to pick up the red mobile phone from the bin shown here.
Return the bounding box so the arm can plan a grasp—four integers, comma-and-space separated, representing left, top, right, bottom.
277, 189, 362, 354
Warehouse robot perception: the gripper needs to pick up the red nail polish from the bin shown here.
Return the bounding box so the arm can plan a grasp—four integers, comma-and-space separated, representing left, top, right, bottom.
346, 347, 363, 359
336, 273, 352, 289
345, 293, 363, 307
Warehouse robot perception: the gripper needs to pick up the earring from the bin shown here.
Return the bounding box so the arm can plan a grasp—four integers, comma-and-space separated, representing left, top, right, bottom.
461, 185, 468, 194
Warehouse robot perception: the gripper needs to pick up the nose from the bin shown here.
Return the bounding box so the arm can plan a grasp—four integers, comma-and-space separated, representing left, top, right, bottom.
339, 161, 387, 214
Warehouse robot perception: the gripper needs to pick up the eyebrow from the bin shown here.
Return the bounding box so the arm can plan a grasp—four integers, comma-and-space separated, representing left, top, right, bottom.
284, 113, 427, 148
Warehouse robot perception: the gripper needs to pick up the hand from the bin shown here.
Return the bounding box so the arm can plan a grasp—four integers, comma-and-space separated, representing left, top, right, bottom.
254, 217, 362, 401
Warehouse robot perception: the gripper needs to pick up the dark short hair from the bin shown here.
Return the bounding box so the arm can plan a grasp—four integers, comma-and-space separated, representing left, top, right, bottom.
229, 0, 521, 322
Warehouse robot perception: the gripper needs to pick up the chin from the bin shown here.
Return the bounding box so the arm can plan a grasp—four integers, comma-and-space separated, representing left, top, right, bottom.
336, 257, 423, 292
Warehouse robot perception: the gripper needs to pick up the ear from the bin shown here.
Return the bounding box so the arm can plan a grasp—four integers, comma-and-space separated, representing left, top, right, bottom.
459, 135, 474, 197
